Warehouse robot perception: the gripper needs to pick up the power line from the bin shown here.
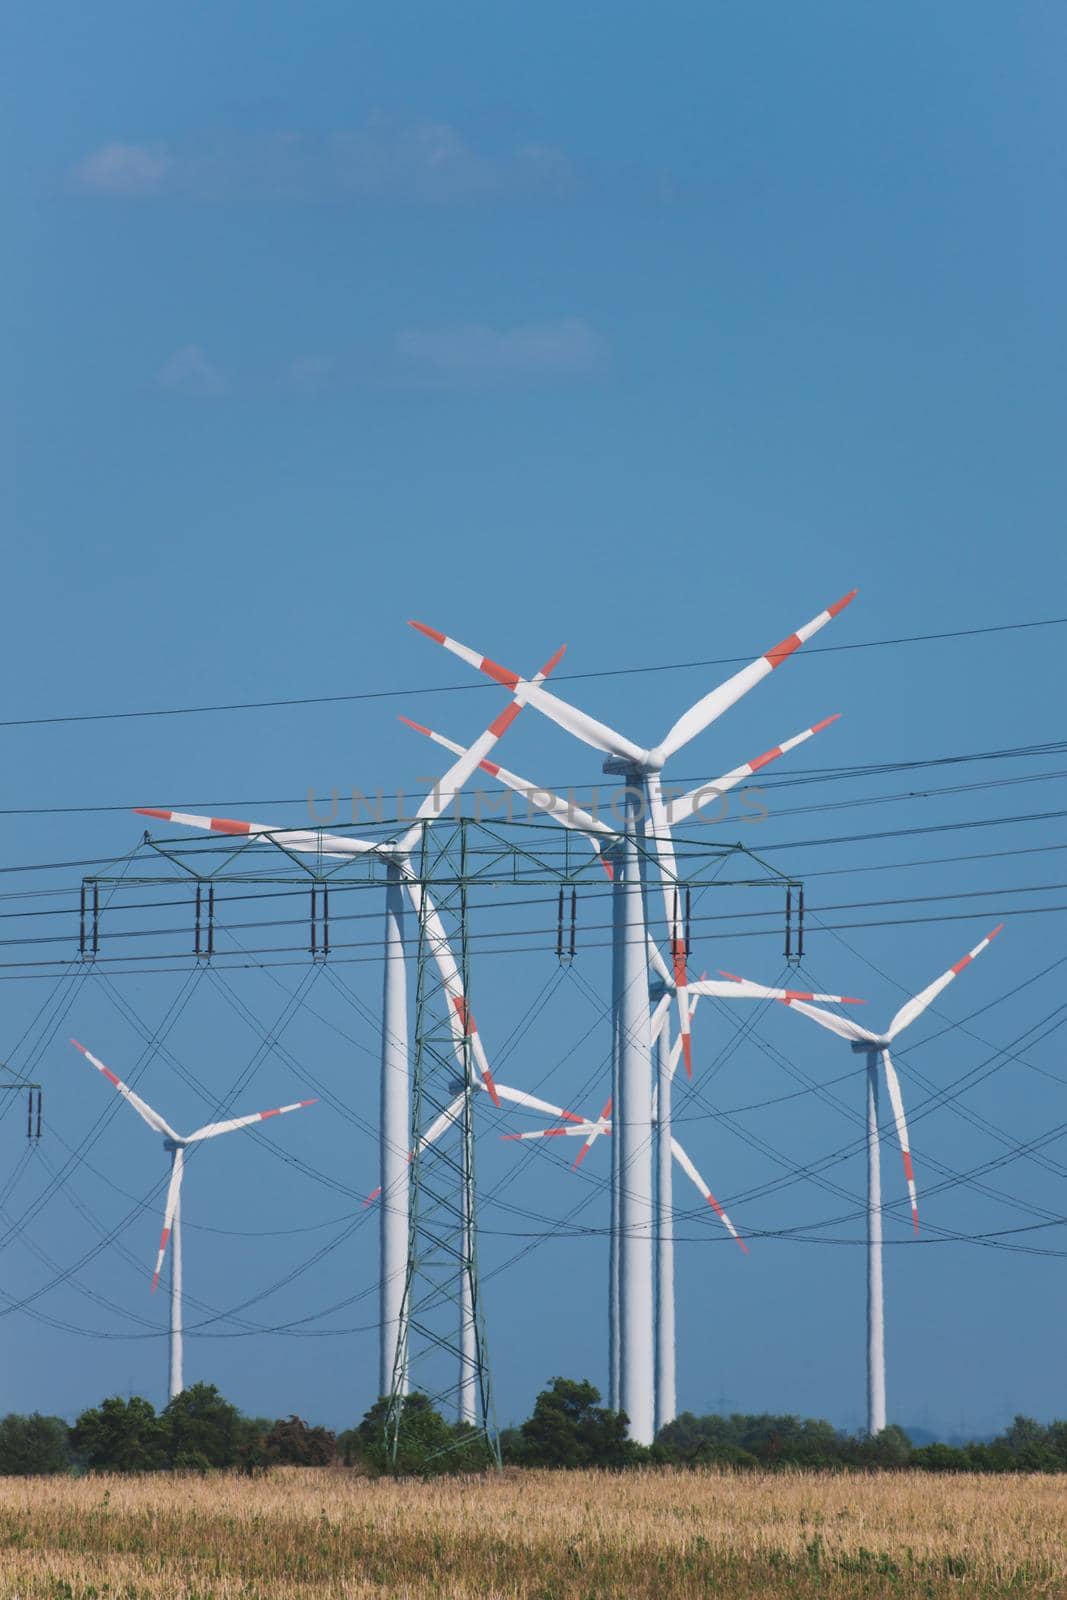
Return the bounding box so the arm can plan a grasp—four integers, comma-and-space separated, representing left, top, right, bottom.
2, 735, 1067, 819
2, 613, 1065, 732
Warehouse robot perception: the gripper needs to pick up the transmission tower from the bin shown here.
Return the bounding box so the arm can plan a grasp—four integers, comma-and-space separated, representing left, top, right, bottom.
386, 819, 500, 1469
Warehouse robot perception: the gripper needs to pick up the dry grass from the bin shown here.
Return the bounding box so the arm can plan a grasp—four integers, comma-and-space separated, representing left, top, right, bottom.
1, 1466, 1064, 1598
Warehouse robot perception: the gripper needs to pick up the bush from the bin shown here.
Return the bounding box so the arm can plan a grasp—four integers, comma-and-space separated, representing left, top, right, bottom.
357, 1393, 494, 1477
264, 1414, 337, 1466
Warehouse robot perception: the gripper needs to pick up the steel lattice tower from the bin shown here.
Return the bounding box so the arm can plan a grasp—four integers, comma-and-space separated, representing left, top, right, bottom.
386, 820, 500, 1469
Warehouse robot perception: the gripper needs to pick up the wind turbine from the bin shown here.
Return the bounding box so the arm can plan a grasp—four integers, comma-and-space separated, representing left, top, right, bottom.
505, 968, 861, 1429
400, 699, 850, 1427
71, 1038, 315, 1400
410, 593, 855, 1083
735, 922, 1004, 1435
133, 642, 565, 1414
409, 595, 855, 1443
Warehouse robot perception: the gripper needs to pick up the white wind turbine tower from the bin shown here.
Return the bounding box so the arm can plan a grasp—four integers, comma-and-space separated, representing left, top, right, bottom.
409, 591, 856, 1443
71, 1039, 315, 1400
740, 922, 1004, 1435
134, 640, 564, 1415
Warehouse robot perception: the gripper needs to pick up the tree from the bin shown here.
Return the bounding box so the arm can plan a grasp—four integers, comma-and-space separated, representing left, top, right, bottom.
517, 1377, 642, 1468
0, 1413, 72, 1476
235, 1416, 274, 1475
163, 1383, 242, 1469
357, 1393, 493, 1476
859, 1425, 912, 1468
72, 1396, 165, 1473
265, 1414, 337, 1466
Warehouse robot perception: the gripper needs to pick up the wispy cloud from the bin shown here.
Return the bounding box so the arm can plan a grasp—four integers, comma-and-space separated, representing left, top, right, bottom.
155, 345, 229, 397
395, 319, 605, 383
69, 119, 574, 205
71, 141, 172, 196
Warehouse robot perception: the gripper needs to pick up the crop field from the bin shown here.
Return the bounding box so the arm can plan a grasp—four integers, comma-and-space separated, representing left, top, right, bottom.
1, 1466, 1064, 1598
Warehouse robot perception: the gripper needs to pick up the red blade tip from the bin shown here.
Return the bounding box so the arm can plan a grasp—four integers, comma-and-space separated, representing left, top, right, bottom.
811, 714, 842, 734
398, 715, 432, 736
134, 808, 171, 821
827, 588, 859, 617
70, 1038, 86, 1053
408, 620, 445, 643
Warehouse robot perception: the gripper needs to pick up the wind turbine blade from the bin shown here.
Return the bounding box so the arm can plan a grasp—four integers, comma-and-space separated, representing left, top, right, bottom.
656, 591, 857, 762
399, 872, 502, 1107
776, 999, 880, 1043
71, 1040, 179, 1140
186, 1097, 317, 1143
365, 1090, 468, 1204
398, 714, 617, 871
670, 1136, 748, 1252
675, 715, 841, 818
500, 1122, 604, 1142
408, 622, 646, 765
646, 775, 693, 1076
715, 972, 867, 1005
491, 1082, 585, 1123
886, 924, 1004, 1041
646, 935, 674, 991
133, 808, 376, 859
572, 1096, 614, 1168
880, 1048, 919, 1233
666, 993, 702, 1084
501, 1097, 612, 1161
418, 1093, 466, 1152
394, 644, 566, 853
151, 1147, 184, 1292
649, 991, 673, 1045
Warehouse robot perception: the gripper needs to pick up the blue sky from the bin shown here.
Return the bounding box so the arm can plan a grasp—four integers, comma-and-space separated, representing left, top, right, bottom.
4, 4, 1067, 1435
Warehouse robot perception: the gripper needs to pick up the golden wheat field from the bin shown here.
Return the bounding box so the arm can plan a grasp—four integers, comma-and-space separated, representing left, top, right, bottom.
1, 1467, 1064, 1599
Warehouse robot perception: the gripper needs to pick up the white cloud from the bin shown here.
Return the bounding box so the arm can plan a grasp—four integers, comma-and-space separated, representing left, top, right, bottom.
396, 319, 604, 383
328, 119, 496, 204
69, 120, 574, 205
155, 345, 229, 397
71, 142, 172, 196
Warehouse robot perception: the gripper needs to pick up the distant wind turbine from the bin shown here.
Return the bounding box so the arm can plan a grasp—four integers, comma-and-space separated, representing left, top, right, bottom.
733, 922, 1004, 1435
71, 1039, 316, 1400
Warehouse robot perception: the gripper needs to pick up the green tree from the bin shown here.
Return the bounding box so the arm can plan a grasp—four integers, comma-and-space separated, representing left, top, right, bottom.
162, 1382, 242, 1469
859, 1425, 912, 1468
235, 1415, 273, 1475
0, 1413, 72, 1476
72, 1396, 165, 1473
517, 1377, 642, 1468
357, 1393, 493, 1476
